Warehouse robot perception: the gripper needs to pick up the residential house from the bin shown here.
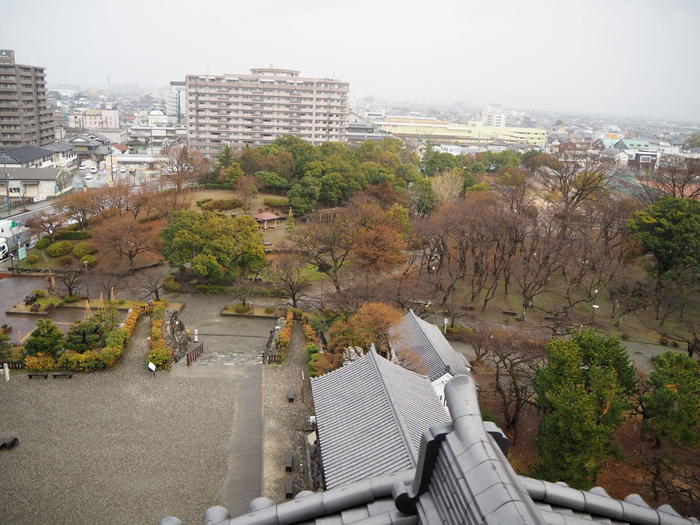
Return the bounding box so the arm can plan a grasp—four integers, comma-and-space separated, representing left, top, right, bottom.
42, 141, 78, 168
0, 145, 54, 168
0, 167, 72, 203
65, 133, 111, 161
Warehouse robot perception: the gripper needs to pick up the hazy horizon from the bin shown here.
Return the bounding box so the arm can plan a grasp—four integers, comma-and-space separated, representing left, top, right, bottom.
3, 0, 699, 122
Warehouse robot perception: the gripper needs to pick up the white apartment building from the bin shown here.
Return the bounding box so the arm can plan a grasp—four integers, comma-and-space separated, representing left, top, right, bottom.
186, 68, 348, 155
166, 81, 187, 124
478, 105, 508, 127
67, 109, 120, 129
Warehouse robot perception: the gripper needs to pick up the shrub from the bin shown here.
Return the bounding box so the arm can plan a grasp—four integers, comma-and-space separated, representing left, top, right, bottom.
25, 254, 39, 265
33, 289, 47, 297
446, 325, 474, 338
24, 352, 58, 371
196, 198, 213, 207
72, 241, 97, 258
58, 255, 74, 267
264, 306, 276, 314
231, 303, 251, 314
36, 296, 62, 310
195, 284, 230, 294
46, 240, 73, 258
54, 230, 90, 240
35, 237, 50, 249
148, 341, 174, 369
63, 294, 82, 303
263, 197, 290, 208
80, 255, 97, 267
306, 343, 320, 357
163, 275, 181, 292
276, 310, 295, 358
202, 197, 243, 211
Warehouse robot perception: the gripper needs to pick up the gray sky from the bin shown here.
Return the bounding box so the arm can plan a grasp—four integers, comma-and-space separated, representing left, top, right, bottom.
3, 0, 699, 121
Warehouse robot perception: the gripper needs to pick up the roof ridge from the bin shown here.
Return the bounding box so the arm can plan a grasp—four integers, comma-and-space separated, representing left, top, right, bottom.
368, 349, 418, 467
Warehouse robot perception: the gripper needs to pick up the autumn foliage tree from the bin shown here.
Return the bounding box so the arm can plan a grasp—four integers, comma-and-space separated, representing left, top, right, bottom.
93, 214, 161, 265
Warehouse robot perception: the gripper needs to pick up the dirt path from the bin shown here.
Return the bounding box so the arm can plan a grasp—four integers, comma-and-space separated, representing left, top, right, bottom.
261, 323, 314, 501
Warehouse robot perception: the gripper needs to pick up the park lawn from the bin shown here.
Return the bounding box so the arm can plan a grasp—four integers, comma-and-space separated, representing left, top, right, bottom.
189, 189, 286, 214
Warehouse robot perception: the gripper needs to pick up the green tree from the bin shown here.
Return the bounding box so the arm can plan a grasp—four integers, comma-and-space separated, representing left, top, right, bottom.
163, 211, 266, 282
683, 133, 700, 150
272, 135, 318, 178
258, 171, 291, 194
65, 319, 105, 353
288, 176, 321, 215
0, 331, 12, 360
533, 330, 635, 488
411, 177, 436, 216
421, 147, 459, 177
25, 320, 65, 358
629, 197, 700, 278
641, 352, 700, 499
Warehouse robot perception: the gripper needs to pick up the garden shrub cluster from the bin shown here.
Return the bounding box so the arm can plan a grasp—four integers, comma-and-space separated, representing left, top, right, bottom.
201, 197, 243, 211
72, 241, 97, 258
301, 313, 323, 377
25, 308, 143, 372
231, 303, 252, 314
147, 302, 174, 369
54, 229, 90, 240
80, 255, 97, 267
196, 198, 213, 207
46, 241, 73, 258
35, 237, 50, 249
263, 197, 289, 208
163, 274, 180, 292
275, 310, 294, 360
25, 254, 39, 265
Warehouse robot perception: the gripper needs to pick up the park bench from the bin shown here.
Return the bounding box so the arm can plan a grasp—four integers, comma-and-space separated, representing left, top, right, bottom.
52, 372, 73, 379
287, 389, 295, 403
285, 477, 294, 499
285, 453, 293, 472
28, 372, 48, 379
0, 436, 19, 450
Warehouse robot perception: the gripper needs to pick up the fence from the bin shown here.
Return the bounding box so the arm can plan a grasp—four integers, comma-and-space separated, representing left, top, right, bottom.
0, 361, 25, 370
185, 343, 204, 367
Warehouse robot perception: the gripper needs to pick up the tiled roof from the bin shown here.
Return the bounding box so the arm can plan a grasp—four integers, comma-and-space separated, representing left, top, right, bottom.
253, 212, 283, 221
389, 310, 470, 381
310, 350, 450, 489
2, 167, 64, 181
0, 145, 52, 164
166, 373, 698, 525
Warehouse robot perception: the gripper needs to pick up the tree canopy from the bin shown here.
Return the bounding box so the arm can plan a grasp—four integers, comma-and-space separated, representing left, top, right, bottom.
163, 211, 266, 282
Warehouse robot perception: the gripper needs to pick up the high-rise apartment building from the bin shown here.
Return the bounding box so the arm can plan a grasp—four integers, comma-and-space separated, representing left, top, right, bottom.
186, 68, 348, 155
0, 50, 55, 148
166, 81, 187, 125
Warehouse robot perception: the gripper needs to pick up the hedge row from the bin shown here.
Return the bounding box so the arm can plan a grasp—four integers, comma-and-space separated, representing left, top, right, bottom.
25, 308, 142, 372
275, 310, 294, 360
147, 302, 173, 369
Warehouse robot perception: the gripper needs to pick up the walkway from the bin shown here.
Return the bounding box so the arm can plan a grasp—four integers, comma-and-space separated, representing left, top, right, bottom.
262, 323, 315, 500
0, 317, 262, 524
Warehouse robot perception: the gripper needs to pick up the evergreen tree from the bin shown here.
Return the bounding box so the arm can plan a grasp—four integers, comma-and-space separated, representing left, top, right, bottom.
24, 320, 65, 358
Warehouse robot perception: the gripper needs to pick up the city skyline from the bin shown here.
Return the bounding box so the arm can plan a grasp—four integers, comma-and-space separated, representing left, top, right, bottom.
3, 0, 700, 122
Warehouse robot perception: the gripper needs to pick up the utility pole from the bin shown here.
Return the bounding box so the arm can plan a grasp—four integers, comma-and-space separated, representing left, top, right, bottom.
3, 166, 11, 217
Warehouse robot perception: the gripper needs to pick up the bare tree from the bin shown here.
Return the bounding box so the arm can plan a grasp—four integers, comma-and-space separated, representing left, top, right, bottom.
159, 145, 208, 194
237, 175, 260, 212
25, 210, 66, 242
637, 160, 700, 203
137, 266, 169, 302
93, 215, 160, 265
57, 269, 83, 297
266, 254, 311, 308
484, 331, 545, 443
291, 218, 354, 292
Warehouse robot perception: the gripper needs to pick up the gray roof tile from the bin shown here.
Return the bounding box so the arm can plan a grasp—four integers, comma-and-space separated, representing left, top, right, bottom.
311, 350, 450, 489
389, 311, 469, 381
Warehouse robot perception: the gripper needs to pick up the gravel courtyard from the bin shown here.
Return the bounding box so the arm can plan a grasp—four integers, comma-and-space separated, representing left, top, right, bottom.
0, 318, 262, 525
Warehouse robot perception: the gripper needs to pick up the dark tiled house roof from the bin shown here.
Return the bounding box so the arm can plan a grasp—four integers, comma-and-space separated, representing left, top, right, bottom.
311, 350, 450, 489
0, 145, 52, 164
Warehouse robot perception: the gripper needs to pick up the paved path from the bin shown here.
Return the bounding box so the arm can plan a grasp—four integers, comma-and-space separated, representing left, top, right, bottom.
261, 323, 314, 501
0, 317, 263, 525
